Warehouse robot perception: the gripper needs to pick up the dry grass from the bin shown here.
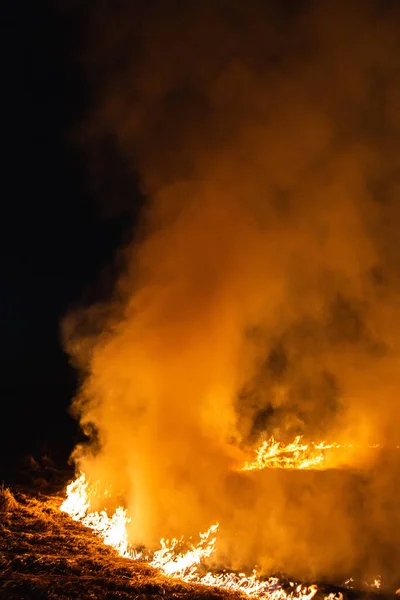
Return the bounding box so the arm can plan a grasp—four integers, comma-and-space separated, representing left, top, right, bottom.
0, 484, 18, 513
0, 478, 396, 600
0, 485, 243, 600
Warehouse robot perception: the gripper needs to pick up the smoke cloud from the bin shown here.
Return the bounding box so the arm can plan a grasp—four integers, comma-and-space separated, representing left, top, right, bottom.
64, 0, 400, 585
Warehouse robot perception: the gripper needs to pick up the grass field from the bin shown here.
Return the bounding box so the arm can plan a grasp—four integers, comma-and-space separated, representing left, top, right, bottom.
0, 463, 397, 600
0, 478, 243, 600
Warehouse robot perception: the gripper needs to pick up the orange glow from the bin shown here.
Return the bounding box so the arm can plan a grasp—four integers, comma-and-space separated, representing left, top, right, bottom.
242, 436, 381, 471
62, 437, 386, 598
61, 470, 323, 598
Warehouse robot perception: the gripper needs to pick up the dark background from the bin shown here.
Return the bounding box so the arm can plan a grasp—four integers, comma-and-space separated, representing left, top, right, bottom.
0, 2, 134, 467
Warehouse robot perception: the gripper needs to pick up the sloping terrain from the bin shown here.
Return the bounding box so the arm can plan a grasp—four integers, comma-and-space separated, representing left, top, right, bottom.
0, 484, 241, 600
0, 466, 397, 600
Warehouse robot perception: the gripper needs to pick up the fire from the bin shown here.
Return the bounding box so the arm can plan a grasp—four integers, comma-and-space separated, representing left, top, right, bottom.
61, 473, 89, 520
61, 474, 136, 558
241, 436, 384, 472
241, 436, 352, 471
61, 438, 354, 599
151, 522, 220, 581
61, 474, 322, 598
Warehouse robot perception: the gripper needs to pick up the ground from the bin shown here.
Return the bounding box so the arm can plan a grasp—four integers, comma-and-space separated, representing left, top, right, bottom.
0, 466, 396, 600
0, 475, 243, 600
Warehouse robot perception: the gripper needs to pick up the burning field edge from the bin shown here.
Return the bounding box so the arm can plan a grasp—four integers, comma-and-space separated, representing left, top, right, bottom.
0, 481, 243, 600
0, 468, 397, 600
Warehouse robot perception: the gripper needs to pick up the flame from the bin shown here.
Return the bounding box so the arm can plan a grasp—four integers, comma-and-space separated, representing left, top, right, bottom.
241, 436, 351, 471
60, 444, 345, 599
60, 437, 389, 597
61, 474, 138, 558
60, 437, 390, 597
61, 473, 89, 520
61, 475, 321, 598
150, 522, 218, 577
241, 436, 383, 472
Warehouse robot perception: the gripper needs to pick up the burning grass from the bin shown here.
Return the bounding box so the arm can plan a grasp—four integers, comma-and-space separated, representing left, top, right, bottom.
0, 470, 397, 600
56, 438, 400, 600
0, 483, 245, 600
0, 484, 18, 513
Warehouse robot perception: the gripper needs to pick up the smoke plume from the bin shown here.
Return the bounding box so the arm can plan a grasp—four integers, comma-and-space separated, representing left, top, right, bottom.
64, 0, 400, 584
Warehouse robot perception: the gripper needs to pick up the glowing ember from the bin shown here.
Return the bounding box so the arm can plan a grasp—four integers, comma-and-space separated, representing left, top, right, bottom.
370, 577, 381, 589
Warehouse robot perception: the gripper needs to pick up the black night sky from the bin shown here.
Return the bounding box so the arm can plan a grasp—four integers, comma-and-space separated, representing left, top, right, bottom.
1, 2, 130, 465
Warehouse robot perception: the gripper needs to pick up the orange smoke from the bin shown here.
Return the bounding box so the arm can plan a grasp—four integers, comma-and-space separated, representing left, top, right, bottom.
63, 0, 400, 585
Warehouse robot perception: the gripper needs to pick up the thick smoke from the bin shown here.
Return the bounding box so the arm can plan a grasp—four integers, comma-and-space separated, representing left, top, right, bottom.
64, 0, 400, 584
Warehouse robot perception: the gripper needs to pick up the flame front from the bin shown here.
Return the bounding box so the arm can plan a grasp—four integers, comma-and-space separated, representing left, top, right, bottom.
60, 437, 357, 599
60, 473, 321, 598
241, 436, 383, 471
243, 437, 346, 471
61, 474, 135, 558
